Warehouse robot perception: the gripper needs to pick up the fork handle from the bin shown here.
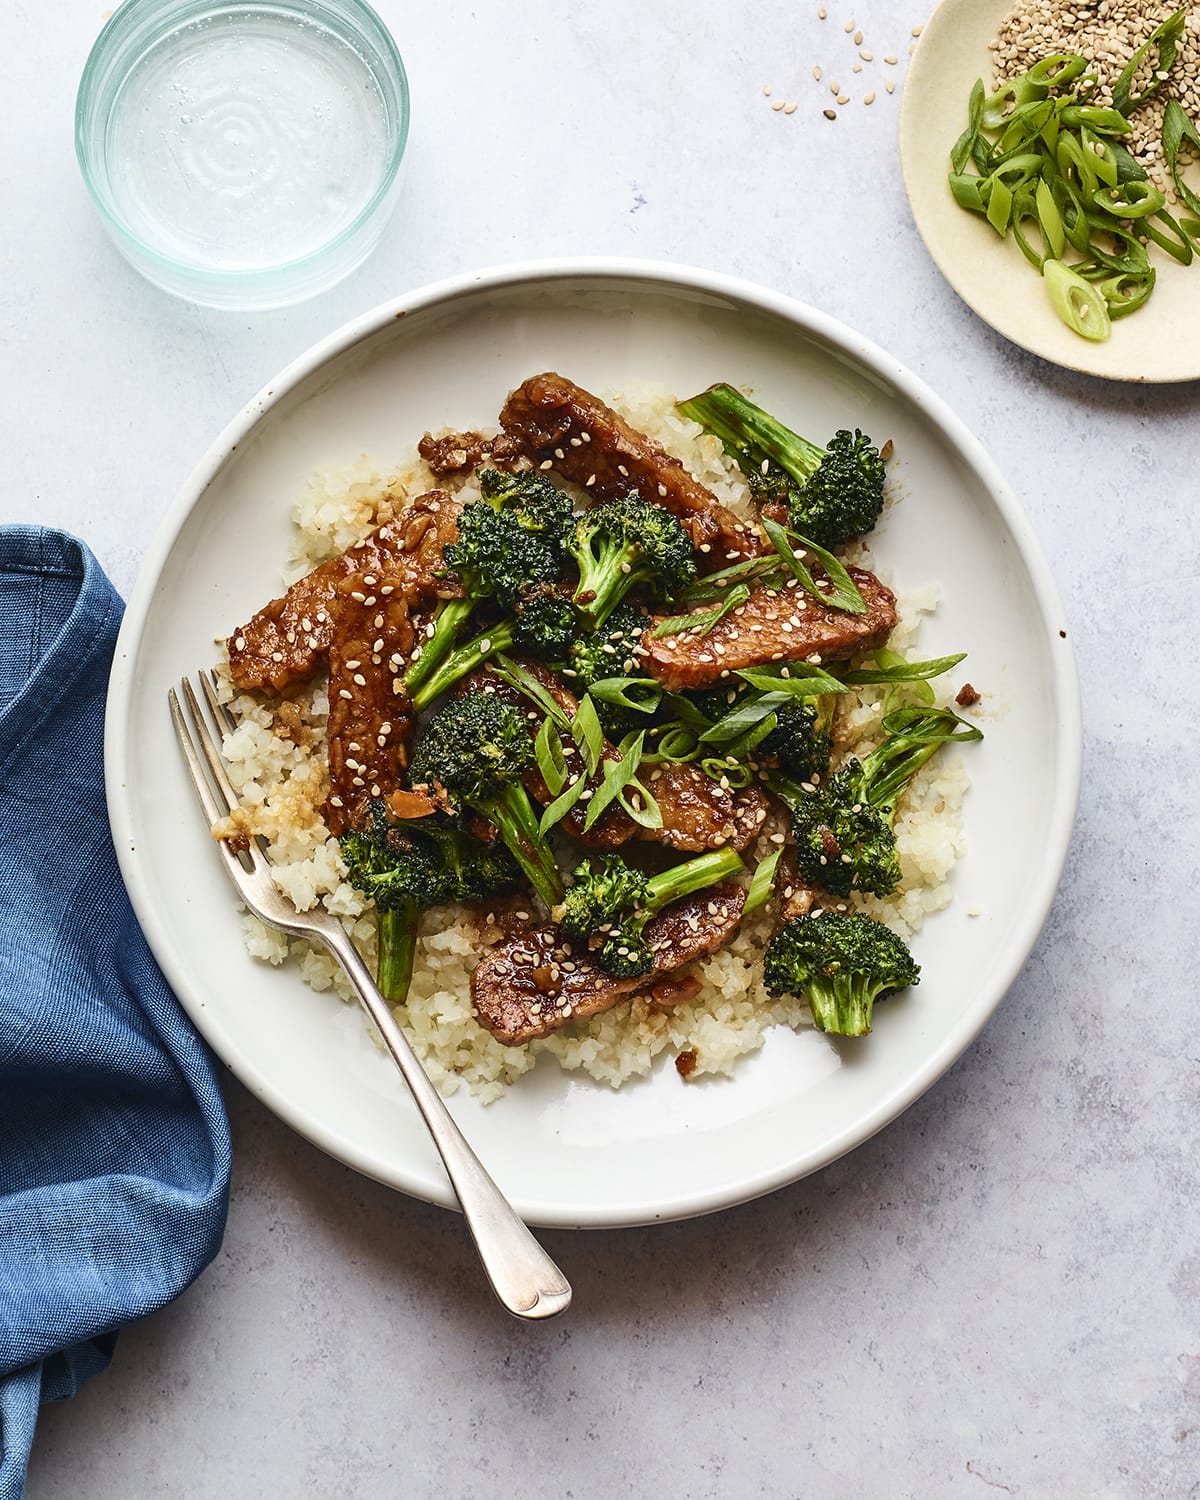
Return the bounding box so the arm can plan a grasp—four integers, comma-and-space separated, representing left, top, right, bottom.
323, 930, 572, 1320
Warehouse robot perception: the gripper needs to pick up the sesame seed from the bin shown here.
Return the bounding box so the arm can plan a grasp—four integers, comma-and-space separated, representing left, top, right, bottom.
813, 64, 823, 81
852, 62, 862, 73
763, 82, 772, 96
554, 447, 564, 459
884, 54, 896, 65
234, 635, 246, 651
854, 29, 863, 45
539, 459, 553, 470
911, 24, 922, 37
837, 93, 850, 104
818, 4, 826, 15
864, 91, 876, 105
824, 108, 837, 119
859, 48, 873, 60
830, 79, 841, 94
772, 99, 786, 111
617, 464, 629, 476
885, 79, 895, 94
844, 17, 854, 32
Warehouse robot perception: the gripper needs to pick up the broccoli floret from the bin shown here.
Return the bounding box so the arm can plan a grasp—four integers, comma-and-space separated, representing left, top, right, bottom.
563, 602, 652, 738
769, 706, 980, 898
677, 383, 886, 550
558, 847, 744, 978
511, 586, 580, 660
339, 802, 519, 1001
758, 698, 834, 782
409, 693, 564, 909
568, 493, 696, 628
404, 471, 573, 701
566, 602, 649, 687
763, 910, 919, 1036
477, 467, 575, 540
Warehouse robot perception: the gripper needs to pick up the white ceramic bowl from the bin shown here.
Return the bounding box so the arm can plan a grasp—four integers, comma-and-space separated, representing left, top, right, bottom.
106, 260, 1081, 1228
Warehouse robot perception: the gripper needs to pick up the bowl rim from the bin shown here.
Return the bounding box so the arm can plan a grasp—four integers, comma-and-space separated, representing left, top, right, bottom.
105, 257, 1083, 1227
73, 0, 410, 287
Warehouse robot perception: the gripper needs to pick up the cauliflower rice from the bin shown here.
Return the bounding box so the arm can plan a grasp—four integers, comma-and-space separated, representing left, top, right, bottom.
217, 386, 972, 1103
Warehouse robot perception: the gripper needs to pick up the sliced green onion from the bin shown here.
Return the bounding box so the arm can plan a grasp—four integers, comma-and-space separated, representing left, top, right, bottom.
762, 517, 866, 616
699, 691, 792, 748
583, 732, 651, 832
1092, 179, 1165, 218
490, 655, 572, 730
743, 848, 784, 915
842, 651, 967, 685
538, 772, 589, 836
585, 677, 662, 714
651, 582, 753, 639
1060, 105, 1131, 137
1099, 269, 1156, 318
1143, 210, 1194, 266
571, 695, 605, 777
1111, 8, 1186, 116
1162, 100, 1200, 218
1043, 259, 1112, 340
535, 716, 568, 798
653, 725, 702, 762
1036, 177, 1066, 258
736, 662, 850, 697
699, 756, 752, 788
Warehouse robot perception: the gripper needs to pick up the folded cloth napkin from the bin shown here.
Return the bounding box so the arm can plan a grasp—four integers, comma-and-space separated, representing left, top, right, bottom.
0, 528, 231, 1498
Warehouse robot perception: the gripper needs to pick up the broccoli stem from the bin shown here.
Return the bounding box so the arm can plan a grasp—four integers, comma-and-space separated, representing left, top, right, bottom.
644, 846, 744, 913
403, 598, 476, 700
478, 788, 565, 909
858, 722, 955, 808
410, 618, 515, 710
808, 976, 874, 1037
574, 545, 641, 629
677, 384, 826, 481
376, 906, 419, 1004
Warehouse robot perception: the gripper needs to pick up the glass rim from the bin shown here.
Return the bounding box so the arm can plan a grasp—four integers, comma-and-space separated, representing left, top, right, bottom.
74, 0, 411, 288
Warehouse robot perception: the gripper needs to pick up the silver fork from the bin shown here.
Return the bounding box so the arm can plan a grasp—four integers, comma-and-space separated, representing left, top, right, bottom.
169, 671, 572, 1321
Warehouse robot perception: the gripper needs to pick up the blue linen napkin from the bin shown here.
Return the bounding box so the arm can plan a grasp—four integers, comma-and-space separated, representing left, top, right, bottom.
0, 528, 231, 1497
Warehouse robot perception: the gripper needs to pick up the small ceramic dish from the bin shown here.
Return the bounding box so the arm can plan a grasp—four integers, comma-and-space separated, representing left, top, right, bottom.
900, 0, 1200, 382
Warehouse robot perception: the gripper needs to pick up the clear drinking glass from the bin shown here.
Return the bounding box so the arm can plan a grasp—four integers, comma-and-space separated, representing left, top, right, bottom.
75, 0, 410, 309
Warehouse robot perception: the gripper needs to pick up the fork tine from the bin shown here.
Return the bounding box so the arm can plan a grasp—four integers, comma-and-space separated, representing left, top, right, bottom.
169, 684, 232, 830
181, 675, 242, 815
201, 667, 239, 738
